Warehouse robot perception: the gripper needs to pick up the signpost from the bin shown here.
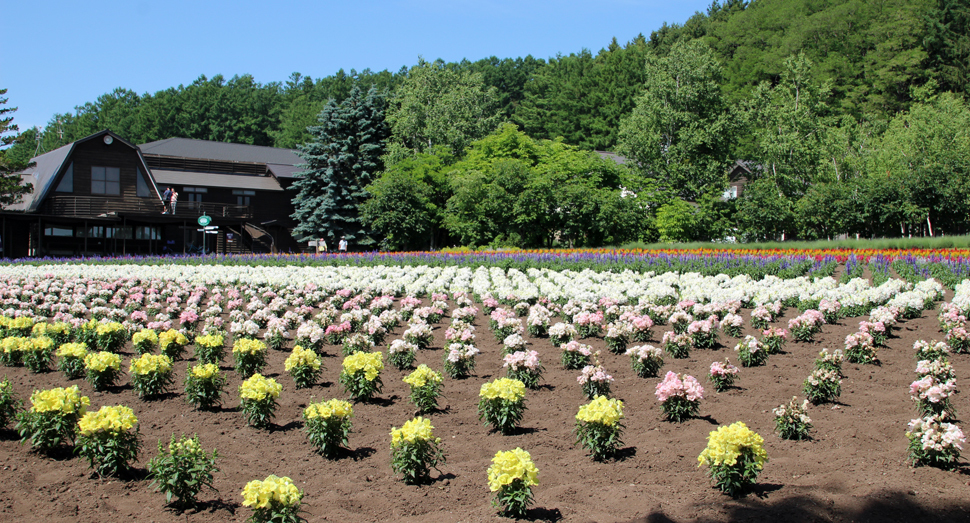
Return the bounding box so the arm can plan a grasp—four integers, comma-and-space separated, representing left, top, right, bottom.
196, 214, 215, 253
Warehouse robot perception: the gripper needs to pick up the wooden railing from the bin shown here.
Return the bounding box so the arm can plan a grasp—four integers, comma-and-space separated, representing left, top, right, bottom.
41, 196, 252, 219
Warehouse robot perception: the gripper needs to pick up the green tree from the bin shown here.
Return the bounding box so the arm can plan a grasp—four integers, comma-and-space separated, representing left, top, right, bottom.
290, 85, 389, 246
617, 39, 734, 200
867, 89, 970, 236
736, 178, 794, 241
386, 58, 500, 160
0, 90, 32, 208
746, 53, 833, 198
923, 0, 970, 97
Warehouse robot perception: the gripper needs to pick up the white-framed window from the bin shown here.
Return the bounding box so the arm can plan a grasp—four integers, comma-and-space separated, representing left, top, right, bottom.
722, 186, 738, 200
183, 186, 207, 202
91, 166, 121, 195
233, 189, 255, 206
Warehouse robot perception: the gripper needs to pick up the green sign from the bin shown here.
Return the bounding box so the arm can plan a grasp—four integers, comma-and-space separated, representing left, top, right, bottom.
197, 215, 212, 226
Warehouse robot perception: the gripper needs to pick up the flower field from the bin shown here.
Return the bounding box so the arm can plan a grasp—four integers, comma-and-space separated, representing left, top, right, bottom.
1, 261, 970, 522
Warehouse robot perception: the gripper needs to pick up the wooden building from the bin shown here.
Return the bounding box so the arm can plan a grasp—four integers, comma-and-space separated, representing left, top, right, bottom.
1, 130, 304, 258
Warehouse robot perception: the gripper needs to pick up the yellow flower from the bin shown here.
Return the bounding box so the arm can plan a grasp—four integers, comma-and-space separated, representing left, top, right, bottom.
576, 395, 624, 426
132, 329, 159, 347
95, 322, 125, 336
129, 353, 173, 376
487, 448, 539, 492
304, 399, 353, 420
56, 343, 89, 358
26, 336, 54, 352
158, 329, 189, 349
28, 385, 90, 414
341, 351, 384, 382
32, 322, 69, 337
239, 374, 282, 401
697, 421, 768, 469
77, 405, 138, 437
284, 346, 321, 372
232, 338, 267, 355
84, 351, 122, 372
390, 416, 436, 447
241, 475, 302, 509
479, 378, 526, 402
195, 334, 224, 349
0, 336, 29, 354
403, 364, 442, 389
190, 363, 220, 380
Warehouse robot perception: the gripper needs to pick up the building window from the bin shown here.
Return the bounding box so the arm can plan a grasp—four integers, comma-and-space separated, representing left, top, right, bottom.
135, 226, 160, 240
92, 166, 121, 195
722, 186, 738, 200
43, 226, 74, 237
136, 168, 151, 197
106, 227, 132, 240
78, 226, 104, 238
233, 189, 255, 206
184, 187, 207, 202
56, 163, 74, 193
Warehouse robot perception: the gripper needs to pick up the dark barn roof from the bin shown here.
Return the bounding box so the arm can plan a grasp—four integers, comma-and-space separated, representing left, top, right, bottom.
139, 138, 302, 166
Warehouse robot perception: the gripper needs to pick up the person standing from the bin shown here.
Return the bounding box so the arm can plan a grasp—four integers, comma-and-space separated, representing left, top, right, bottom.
161, 187, 172, 214
170, 188, 179, 215
317, 237, 328, 253
338, 236, 348, 252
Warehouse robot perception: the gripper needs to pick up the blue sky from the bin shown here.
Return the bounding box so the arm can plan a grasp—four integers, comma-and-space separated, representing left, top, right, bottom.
2, 0, 711, 132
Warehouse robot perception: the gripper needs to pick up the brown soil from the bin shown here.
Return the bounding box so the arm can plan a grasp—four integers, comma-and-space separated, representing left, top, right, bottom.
3, 292, 970, 523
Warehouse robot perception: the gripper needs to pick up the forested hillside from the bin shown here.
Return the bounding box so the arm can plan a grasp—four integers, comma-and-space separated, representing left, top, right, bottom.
3, 0, 969, 248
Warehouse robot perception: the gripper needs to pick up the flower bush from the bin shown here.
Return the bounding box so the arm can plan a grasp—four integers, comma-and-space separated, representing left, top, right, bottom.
627, 344, 664, 378
814, 348, 845, 376
575, 395, 624, 460
94, 321, 128, 352
709, 359, 740, 392
193, 334, 225, 365
548, 322, 578, 346
487, 448, 539, 518
760, 327, 788, 354
158, 329, 189, 360
132, 328, 159, 355
630, 315, 654, 342
241, 475, 303, 523
443, 342, 478, 379
76, 405, 141, 476
788, 310, 825, 342
697, 421, 768, 497
84, 350, 123, 391
945, 326, 970, 354
129, 353, 175, 399
147, 434, 219, 508
184, 363, 226, 410
239, 374, 282, 429
342, 332, 375, 356
906, 415, 965, 469
403, 323, 434, 350
914, 339, 950, 361
719, 314, 744, 338
910, 374, 957, 418
844, 332, 878, 364
339, 351, 384, 401
403, 365, 443, 413
503, 350, 543, 389
390, 416, 445, 484
688, 317, 719, 349
478, 378, 527, 435
21, 336, 54, 373
284, 345, 322, 389
56, 342, 89, 380
233, 338, 268, 377
388, 339, 418, 370
773, 396, 812, 440
734, 335, 768, 367
604, 322, 631, 354
662, 331, 692, 359
655, 371, 703, 422
16, 385, 90, 451
0, 377, 20, 429
0, 336, 27, 366
577, 364, 614, 399
560, 340, 592, 370
502, 333, 528, 356
303, 399, 353, 458
804, 368, 841, 404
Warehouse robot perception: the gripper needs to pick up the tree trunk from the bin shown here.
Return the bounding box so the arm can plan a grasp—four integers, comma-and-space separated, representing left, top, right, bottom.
927, 214, 934, 237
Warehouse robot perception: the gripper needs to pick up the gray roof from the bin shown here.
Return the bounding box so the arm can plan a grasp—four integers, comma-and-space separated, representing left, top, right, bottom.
8, 142, 73, 211
595, 150, 628, 165
139, 138, 301, 166
267, 163, 302, 179
152, 170, 284, 191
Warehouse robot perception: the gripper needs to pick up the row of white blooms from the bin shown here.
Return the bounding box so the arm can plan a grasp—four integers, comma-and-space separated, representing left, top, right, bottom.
0, 263, 951, 309
951, 280, 970, 313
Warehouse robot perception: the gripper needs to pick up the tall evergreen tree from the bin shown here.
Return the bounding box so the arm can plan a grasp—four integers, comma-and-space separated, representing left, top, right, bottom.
290, 85, 389, 247
0, 89, 31, 208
